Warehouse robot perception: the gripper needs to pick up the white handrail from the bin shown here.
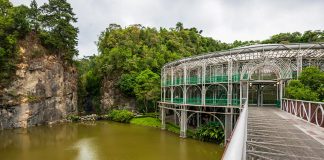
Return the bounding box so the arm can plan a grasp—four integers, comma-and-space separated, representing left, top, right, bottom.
222, 101, 248, 160
281, 98, 324, 127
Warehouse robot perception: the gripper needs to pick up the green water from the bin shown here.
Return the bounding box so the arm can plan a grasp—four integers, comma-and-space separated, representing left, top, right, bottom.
0, 121, 223, 160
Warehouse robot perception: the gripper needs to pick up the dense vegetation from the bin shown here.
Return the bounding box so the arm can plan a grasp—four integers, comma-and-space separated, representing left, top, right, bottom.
194, 122, 224, 144
0, 0, 78, 87
78, 23, 232, 113
286, 66, 324, 101
78, 25, 324, 113
106, 109, 134, 123
0, 0, 30, 86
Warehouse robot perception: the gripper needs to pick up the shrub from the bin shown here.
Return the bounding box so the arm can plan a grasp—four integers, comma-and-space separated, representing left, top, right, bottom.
107, 110, 134, 123
67, 115, 80, 122
194, 122, 224, 144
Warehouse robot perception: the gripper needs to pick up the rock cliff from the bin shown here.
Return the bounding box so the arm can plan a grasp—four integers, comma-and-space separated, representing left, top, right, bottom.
100, 77, 135, 112
0, 34, 77, 129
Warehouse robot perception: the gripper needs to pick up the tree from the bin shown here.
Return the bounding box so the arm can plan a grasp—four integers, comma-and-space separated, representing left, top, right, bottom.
39, 0, 78, 62
29, 0, 40, 32
286, 67, 324, 101
118, 73, 137, 97
299, 66, 324, 91
176, 22, 183, 31
285, 80, 319, 101
0, 0, 30, 86
134, 69, 160, 112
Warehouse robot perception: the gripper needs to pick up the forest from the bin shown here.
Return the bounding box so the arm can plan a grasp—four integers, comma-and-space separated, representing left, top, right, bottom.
78, 23, 324, 113
1, 0, 324, 113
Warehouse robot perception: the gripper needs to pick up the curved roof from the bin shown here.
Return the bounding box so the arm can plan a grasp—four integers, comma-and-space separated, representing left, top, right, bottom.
163, 43, 324, 68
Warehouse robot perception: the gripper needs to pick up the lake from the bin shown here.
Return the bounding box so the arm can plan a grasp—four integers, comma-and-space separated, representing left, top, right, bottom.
0, 121, 223, 160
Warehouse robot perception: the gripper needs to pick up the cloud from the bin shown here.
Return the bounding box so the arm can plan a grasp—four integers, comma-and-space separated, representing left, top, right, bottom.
11, 0, 324, 57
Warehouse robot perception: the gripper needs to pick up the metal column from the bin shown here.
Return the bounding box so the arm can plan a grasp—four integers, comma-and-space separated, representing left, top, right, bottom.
225, 59, 233, 144
297, 55, 303, 79
171, 67, 174, 103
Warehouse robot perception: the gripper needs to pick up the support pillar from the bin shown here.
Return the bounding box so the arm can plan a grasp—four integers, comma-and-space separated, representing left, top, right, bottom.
279, 80, 283, 110
225, 110, 232, 144
297, 55, 303, 79
174, 111, 177, 125
161, 107, 166, 130
180, 106, 187, 138
197, 111, 201, 128
225, 59, 233, 144
171, 67, 174, 103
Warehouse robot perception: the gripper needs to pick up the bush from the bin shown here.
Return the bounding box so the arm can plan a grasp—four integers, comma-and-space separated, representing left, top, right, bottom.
194, 122, 224, 144
107, 110, 134, 123
67, 115, 80, 122
286, 80, 319, 101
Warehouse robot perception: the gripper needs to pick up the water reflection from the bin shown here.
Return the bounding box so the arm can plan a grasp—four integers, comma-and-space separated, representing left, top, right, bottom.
73, 138, 98, 160
0, 121, 223, 160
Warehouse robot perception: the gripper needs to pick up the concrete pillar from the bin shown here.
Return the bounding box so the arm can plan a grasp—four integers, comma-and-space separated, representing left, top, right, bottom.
180, 106, 187, 138
225, 109, 232, 144
161, 107, 166, 130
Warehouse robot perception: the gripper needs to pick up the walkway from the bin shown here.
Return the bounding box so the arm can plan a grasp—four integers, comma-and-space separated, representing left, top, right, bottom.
247, 107, 324, 160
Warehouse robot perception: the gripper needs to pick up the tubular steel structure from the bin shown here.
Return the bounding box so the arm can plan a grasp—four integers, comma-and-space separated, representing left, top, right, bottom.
159, 43, 324, 142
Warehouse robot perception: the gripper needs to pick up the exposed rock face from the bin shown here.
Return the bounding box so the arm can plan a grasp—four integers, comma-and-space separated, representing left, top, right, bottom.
100, 77, 135, 112
0, 34, 77, 130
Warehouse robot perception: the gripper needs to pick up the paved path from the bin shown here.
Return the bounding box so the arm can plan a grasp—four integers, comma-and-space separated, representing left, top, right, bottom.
247, 107, 324, 160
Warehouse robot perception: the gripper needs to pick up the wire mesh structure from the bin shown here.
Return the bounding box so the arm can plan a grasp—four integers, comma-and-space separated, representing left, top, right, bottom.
159, 43, 324, 141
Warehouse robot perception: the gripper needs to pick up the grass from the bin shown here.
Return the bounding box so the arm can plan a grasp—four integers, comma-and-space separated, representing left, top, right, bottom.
130, 117, 161, 127
130, 117, 194, 137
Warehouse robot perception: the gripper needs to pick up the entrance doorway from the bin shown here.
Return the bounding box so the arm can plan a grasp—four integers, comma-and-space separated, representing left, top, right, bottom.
248, 81, 279, 107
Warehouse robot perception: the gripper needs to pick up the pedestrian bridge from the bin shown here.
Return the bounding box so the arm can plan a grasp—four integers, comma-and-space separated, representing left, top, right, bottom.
223, 100, 324, 160
158, 43, 324, 159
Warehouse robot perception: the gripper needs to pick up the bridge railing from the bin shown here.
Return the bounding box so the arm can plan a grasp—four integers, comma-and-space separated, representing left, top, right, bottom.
282, 98, 324, 128
222, 101, 248, 160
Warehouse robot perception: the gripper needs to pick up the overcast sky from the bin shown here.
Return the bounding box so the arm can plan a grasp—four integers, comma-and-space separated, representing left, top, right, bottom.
11, 0, 324, 58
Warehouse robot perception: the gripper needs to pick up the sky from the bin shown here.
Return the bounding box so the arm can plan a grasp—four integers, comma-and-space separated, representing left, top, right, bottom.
11, 0, 324, 58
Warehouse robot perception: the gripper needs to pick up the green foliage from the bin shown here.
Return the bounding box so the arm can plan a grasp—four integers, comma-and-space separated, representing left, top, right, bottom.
134, 69, 160, 112
67, 115, 80, 122
194, 122, 224, 144
39, 0, 79, 62
286, 80, 319, 101
81, 22, 324, 114
299, 66, 324, 91
143, 112, 159, 118
166, 122, 180, 134
0, 0, 30, 87
118, 73, 137, 96
28, 0, 40, 31
0, 0, 78, 87
130, 117, 161, 127
107, 110, 134, 123
95, 23, 230, 108
27, 94, 41, 103
286, 67, 324, 101
262, 30, 324, 44
76, 56, 101, 113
